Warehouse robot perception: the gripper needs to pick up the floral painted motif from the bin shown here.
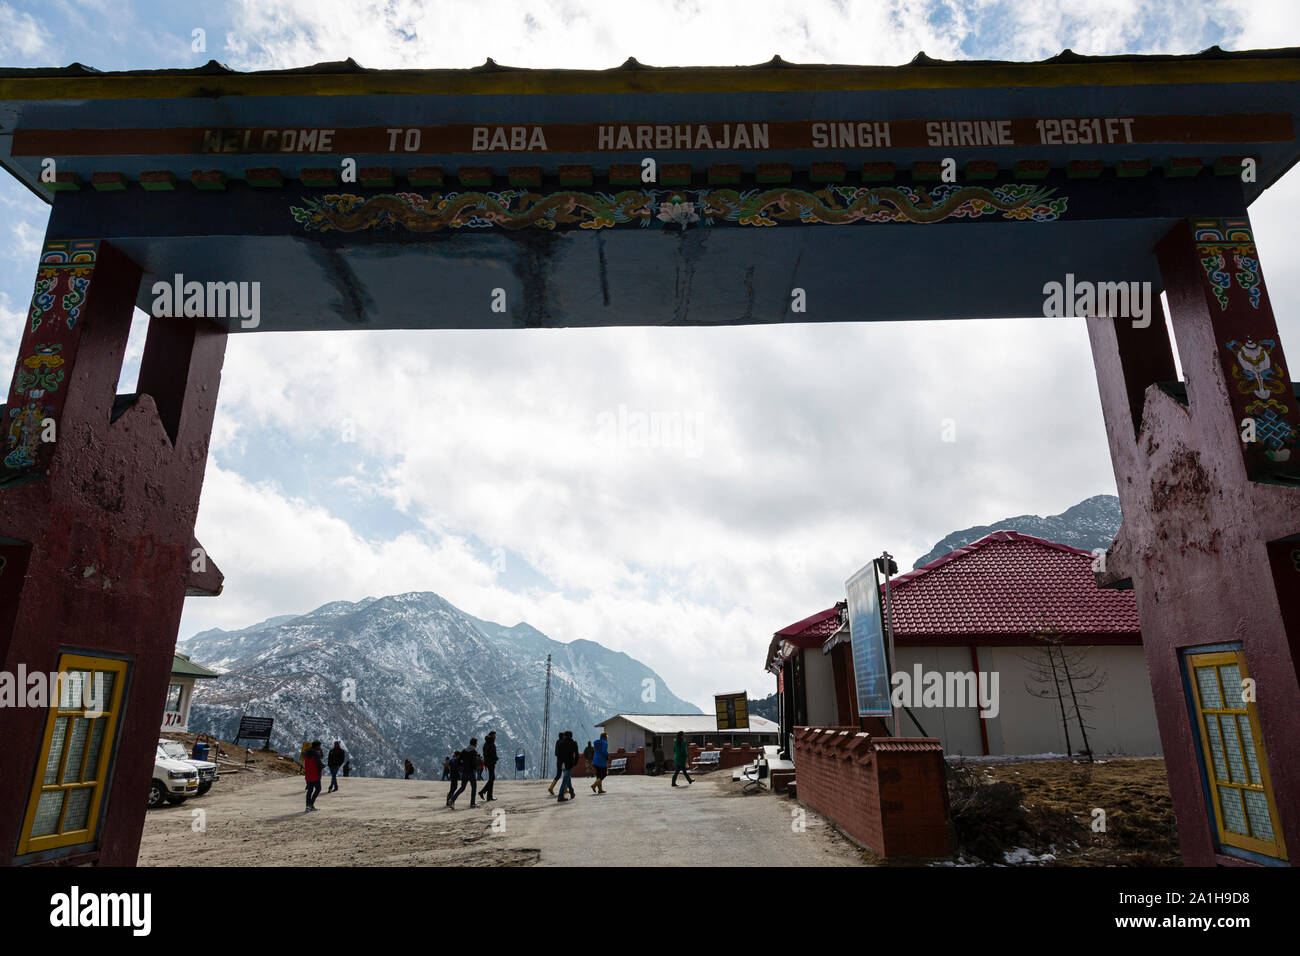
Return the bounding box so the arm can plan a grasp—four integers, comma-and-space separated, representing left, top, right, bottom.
4, 240, 97, 478
1194, 219, 1260, 311
3, 402, 54, 469
290, 183, 1069, 234
13, 344, 65, 397
1227, 337, 1295, 461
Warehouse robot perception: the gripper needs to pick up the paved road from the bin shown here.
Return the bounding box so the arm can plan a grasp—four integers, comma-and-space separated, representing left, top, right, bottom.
510, 772, 862, 866
138, 770, 867, 866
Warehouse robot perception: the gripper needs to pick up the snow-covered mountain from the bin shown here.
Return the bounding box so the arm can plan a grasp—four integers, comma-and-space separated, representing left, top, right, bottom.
912, 494, 1122, 569
179, 592, 699, 779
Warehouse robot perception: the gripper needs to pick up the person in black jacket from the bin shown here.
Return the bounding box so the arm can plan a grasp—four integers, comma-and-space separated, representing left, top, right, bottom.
548, 732, 565, 795
481, 731, 499, 801
327, 740, 346, 793
557, 731, 579, 802
448, 738, 480, 809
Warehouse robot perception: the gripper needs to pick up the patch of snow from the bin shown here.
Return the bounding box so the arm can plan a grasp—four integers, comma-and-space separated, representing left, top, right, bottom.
1003, 847, 1056, 864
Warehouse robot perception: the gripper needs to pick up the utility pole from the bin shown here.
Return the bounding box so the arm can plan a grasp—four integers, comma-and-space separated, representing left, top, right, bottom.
541, 654, 552, 780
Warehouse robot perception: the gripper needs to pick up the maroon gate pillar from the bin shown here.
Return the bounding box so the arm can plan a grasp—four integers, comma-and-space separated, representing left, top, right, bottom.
1089, 215, 1300, 866
0, 237, 226, 865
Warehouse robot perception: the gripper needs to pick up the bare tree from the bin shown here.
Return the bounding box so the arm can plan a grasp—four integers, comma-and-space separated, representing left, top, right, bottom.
1020, 620, 1108, 762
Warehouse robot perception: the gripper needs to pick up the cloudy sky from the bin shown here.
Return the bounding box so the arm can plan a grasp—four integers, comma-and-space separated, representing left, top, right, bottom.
2, 0, 1299, 710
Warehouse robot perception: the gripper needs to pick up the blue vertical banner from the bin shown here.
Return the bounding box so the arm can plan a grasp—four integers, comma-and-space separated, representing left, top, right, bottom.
846, 562, 892, 716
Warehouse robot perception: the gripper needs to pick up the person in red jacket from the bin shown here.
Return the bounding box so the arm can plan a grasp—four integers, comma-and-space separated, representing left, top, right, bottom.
303, 740, 324, 811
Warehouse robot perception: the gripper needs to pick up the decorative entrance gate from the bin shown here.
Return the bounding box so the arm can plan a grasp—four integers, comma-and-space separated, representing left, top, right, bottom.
1, 48, 1299, 865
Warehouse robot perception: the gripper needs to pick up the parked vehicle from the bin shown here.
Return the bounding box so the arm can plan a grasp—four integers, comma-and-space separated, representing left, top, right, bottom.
149, 747, 198, 808
158, 738, 218, 795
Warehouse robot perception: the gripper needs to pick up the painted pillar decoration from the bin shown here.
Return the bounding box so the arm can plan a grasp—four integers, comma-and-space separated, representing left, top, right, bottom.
2, 240, 98, 479
1189, 218, 1300, 481
1090, 213, 1300, 866
0, 237, 227, 866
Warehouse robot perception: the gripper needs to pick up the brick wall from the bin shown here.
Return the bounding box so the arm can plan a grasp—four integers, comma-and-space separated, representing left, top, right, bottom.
792, 726, 950, 858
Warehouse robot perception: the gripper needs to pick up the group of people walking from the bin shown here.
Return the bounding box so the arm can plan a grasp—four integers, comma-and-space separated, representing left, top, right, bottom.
547, 730, 611, 801
301, 739, 348, 811
445, 730, 499, 809
302, 728, 697, 812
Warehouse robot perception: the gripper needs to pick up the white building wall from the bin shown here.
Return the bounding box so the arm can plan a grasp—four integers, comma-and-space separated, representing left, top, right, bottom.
805, 648, 838, 726
893, 643, 1161, 757
161, 676, 195, 733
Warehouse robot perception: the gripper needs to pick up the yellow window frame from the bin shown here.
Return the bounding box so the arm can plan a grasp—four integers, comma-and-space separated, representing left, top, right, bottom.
17, 654, 127, 856
1187, 649, 1287, 861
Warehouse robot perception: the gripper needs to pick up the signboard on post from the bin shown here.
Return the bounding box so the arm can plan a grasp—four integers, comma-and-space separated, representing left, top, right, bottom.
715, 692, 750, 730
234, 714, 273, 744
846, 562, 892, 717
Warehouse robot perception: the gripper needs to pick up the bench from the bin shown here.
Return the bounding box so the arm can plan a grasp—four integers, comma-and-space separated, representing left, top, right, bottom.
608, 758, 628, 774
690, 750, 721, 773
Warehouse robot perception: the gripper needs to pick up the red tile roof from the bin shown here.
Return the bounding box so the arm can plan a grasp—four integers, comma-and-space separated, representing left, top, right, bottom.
775, 601, 847, 642
767, 602, 847, 670
886, 531, 1140, 639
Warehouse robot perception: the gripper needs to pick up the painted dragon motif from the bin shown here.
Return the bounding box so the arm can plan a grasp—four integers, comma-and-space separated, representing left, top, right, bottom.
290, 183, 1067, 234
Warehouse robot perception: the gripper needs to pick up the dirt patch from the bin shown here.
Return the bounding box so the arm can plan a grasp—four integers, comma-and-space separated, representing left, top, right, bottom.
161, 730, 303, 794
948, 757, 1180, 866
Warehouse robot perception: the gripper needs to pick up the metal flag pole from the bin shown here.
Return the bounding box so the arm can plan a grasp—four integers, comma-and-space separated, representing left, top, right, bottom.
880, 550, 930, 739
541, 654, 552, 780
880, 551, 901, 737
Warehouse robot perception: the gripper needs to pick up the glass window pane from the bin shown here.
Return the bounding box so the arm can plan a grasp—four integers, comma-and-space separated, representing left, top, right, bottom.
84, 718, 108, 781
31, 790, 65, 837
1235, 716, 1261, 785
61, 717, 90, 784
1204, 713, 1228, 780
1219, 664, 1244, 708
43, 717, 69, 785
96, 670, 115, 706
1219, 785, 1247, 836
84, 671, 113, 715
1195, 666, 1222, 709
62, 787, 93, 832
165, 684, 182, 712
58, 670, 90, 710
1219, 715, 1247, 784
1242, 789, 1274, 842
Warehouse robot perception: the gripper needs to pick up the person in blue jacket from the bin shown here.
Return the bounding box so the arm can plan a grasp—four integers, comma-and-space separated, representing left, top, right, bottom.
589, 731, 610, 794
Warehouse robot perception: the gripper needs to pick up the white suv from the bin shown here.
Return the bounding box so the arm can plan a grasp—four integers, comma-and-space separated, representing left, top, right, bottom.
159, 738, 218, 795
150, 746, 199, 808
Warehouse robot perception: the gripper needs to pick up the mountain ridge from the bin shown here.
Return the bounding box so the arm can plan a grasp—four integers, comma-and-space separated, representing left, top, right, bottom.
180, 591, 700, 779
912, 494, 1122, 569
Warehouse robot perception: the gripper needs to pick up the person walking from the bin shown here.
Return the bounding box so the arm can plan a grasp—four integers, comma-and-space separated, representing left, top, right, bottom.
590, 732, 609, 794
342, 761, 351, 778
442, 756, 451, 780
481, 731, 499, 801
404, 757, 415, 780
303, 740, 324, 811
446, 751, 461, 804
327, 740, 346, 793
547, 732, 565, 795
448, 738, 480, 809
671, 730, 693, 787
582, 740, 595, 775
557, 731, 578, 802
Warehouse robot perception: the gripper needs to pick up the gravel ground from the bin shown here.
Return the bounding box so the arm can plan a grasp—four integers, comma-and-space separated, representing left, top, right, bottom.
137, 770, 868, 867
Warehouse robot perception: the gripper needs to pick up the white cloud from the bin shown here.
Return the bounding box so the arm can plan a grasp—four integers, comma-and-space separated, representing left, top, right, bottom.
10, 0, 1300, 708
0, 2, 54, 58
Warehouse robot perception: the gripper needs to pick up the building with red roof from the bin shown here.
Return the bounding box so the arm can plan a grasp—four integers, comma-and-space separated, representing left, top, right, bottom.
768, 531, 1160, 757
